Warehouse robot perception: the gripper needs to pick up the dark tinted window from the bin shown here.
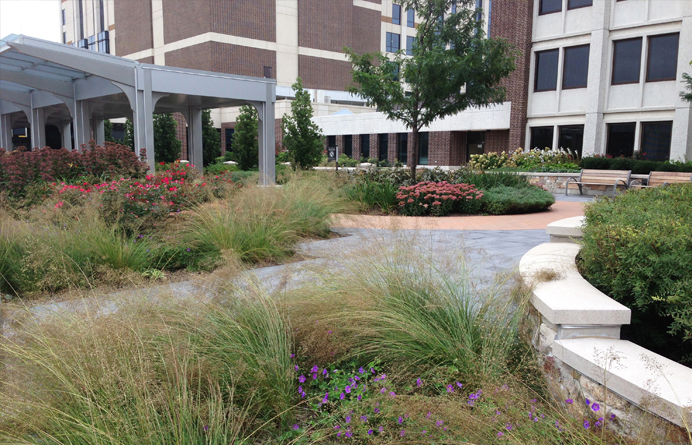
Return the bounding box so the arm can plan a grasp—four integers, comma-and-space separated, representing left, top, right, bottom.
540, 0, 562, 15
418, 132, 429, 165
360, 134, 370, 159
393, 4, 401, 25
62, 9, 66, 25
378, 134, 388, 161
386, 33, 400, 52
563, 45, 589, 89
558, 125, 584, 157
407, 8, 415, 27
647, 33, 679, 82
263, 66, 272, 78
225, 129, 235, 152
535, 49, 559, 91
568, 0, 592, 9
530, 127, 554, 150
344, 135, 353, 158
606, 123, 636, 158
612, 38, 642, 84
397, 133, 408, 164
327, 135, 336, 149
641, 122, 672, 161
406, 36, 415, 55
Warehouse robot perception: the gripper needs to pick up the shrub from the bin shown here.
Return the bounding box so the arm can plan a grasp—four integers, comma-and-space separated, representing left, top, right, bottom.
481, 185, 555, 215
346, 178, 400, 214
397, 181, 484, 216
469, 151, 510, 169
0, 143, 147, 196
231, 105, 259, 170
282, 78, 324, 170
470, 148, 578, 171
579, 184, 692, 364
338, 153, 359, 167
581, 156, 692, 174
153, 113, 182, 163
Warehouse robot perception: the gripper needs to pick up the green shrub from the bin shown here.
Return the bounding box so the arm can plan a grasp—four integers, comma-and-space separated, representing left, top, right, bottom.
481, 185, 555, 215
338, 154, 358, 167
581, 156, 692, 174
579, 184, 692, 364
346, 178, 400, 214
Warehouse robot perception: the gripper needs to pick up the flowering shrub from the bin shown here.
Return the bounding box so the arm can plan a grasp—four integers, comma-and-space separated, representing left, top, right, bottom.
396, 181, 483, 216
469, 147, 578, 171
468, 151, 510, 170
0, 142, 148, 196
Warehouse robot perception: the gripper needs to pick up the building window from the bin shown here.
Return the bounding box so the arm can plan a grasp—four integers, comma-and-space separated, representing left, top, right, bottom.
397, 133, 408, 164
78, 0, 84, 40
263, 66, 272, 78
487, 0, 492, 37
327, 135, 336, 152
568, 0, 592, 9
612, 38, 642, 85
475, 0, 482, 22
539, 0, 562, 15
225, 128, 235, 152
392, 4, 401, 25
344, 135, 353, 158
88, 35, 96, 51
386, 32, 400, 52
406, 36, 415, 56
563, 44, 589, 89
361, 134, 370, 159
418, 132, 429, 165
63, 32, 67, 44
407, 8, 415, 27
647, 33, 679, 82
558, 125, 584, 157
99, 0, 105, 32
530, 127, 554, 149
534, 49, 559, 92
62, 9, 66, 25
97, 31, 110, 53
641, 122, 672, 161
606, 123, 636, 158
378, 134, 388, 161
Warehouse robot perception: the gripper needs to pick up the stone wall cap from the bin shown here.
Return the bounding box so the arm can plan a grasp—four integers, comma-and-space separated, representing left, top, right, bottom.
546, 216, 585, 238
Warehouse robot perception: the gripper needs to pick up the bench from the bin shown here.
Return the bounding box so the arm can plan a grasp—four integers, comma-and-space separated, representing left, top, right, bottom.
565, 169, 631, 196
630, 171, 692, 188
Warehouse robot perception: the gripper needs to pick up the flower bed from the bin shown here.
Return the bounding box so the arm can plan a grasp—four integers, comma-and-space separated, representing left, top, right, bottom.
397, 181, 483, 216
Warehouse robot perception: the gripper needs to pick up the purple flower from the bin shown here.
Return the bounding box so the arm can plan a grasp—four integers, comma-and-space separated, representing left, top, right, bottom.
610, 414, 616, 420
300, 391, 306, 398
337, 432, 341, 438
416, 378, 422, 387
203, 425, 209, 432
298, 386, 303, 393
345, 386, 351, 394
345, 416, 351, 424
311, 365, 319, 373
436, 420, 443, 427
298, 375, 306, 383
422, 430, 427, 435
389, 391, 396, 397
398, 416, 403, 424
400, 430, 405, 437
357, 395, 362, 401
585, 399, 590, 405
361, 415, 368, 422
290, 353, 295, 358
371, 367, 375, 374
345, 430, 352, 438
456, 382, 463, 389
498, 431, 504, 438
327, 330, 332, 334
294, 365, 299, 371
565, 398, 573, 404
293, 424, 299, 430
591, 403, 600, 412
312, 373, 317, 380
367, 429, 373, 435
505, 423, 512, 431
446, 384, 454, 393
323, 368, 328, 376
359, 367, 364, 374
374, 408, 380, 414
426, 412, 431, 419
340, 393, 345, 400
186, 248, 191, 252
583, 420, 590, 429
379, 426, 384, 433
334, 425, 340, 430
380, 387, 386, 394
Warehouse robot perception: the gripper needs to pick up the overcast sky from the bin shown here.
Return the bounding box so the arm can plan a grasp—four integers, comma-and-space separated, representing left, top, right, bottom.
0, 0, 61, 42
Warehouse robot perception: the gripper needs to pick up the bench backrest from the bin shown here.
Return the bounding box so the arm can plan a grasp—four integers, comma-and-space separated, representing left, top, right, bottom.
580, 169, 631, 185
648, 171, 692, 187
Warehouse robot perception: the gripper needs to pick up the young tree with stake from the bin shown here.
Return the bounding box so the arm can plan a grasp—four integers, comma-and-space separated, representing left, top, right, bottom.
346, 0, 516, 178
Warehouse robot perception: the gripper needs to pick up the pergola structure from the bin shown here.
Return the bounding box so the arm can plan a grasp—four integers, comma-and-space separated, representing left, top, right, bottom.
0, 34, 276, 183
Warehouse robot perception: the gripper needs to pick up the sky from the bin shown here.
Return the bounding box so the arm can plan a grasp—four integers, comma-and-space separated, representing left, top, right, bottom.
0, 0, 61, 42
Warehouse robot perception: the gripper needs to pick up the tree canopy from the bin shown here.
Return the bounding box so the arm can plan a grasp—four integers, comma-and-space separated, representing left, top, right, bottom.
153, 113, 182, 163
346, 0, 516, 177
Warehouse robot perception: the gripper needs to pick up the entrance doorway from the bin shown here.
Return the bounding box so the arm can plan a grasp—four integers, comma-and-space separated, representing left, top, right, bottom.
466, 131, 485, 163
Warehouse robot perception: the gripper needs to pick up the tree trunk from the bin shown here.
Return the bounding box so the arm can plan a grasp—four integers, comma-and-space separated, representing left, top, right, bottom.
410, 126, 419, 179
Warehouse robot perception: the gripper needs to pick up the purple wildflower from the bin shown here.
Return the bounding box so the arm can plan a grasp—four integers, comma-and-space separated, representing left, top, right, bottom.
426, 412, 431, 419
398, 416, 403, 424
361, 415, 368, 422
294, 365, 299, 371
345, 386, 351, 394
380, 387, 386, 394
345, 416, 351, 424
374, 408, 380, 414
585, 399, 590, 405
368, 429, 373, 435
416, 378, 422, 387
359, 367, 364, 374
498, 432, 504, 438
400, 430, 405, 437
293, 424, 299, 430
583, 420, 590, 429
323, 368, 328, 376
591, 403, 600, 412
456, 381, 463, 389
565, 399, 573, 404
340, 393, 345, 400
389, 391, 396, 397
357, 395, 362, 401
345, 430, 352, 438
298, 375, 306, 383
446, 384, 454, 393
379, 426, 384, 433
436, 421, 443, 427
203, 425, 209, 432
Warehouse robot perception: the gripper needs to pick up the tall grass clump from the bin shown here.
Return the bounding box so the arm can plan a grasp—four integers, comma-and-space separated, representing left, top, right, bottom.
188, 176, 347, 263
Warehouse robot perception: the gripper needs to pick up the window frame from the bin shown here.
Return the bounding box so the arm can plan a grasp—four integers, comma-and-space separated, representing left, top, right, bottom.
606, 122, 636, 158
386, 32, 400, 53
567, 0, 592, 10
392, 4, 401, 25
558, 125, 584, 157
406, 36, 415, 56
562, 44, 590, 90
539, 0, 562, 16
645, 32, 679, 83
534, 48, 560, 92
611, 37, 642, 86
530, 126, 555, 150
407, 8, 415, 27
640, 121, 673, 161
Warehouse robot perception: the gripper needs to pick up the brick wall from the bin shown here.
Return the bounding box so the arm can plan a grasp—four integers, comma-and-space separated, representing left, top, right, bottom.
136, 56, 154, 64
114, 0, 153, 56
352, 7, 382, 54
162, 0, 211, 44
450, 131, 466, 166
491, 0, 534, 151
485, 130, 510, 154
299, 56, 353, 91
165, 42, 276, 79
298, 0, 353, 52
211, 0, 276, 42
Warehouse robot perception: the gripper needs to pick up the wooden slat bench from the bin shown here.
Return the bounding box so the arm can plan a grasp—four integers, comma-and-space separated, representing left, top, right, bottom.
630, 171, 692, 188
565, 169, 631, 196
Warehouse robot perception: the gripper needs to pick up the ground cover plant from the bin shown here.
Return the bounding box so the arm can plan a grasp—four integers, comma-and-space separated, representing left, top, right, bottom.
1, 238, 686, 444
579, 184, 692, 365
0, 160, 347, 298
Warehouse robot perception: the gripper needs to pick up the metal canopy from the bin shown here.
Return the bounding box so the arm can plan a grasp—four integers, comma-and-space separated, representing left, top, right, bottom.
0, 34, 276, 183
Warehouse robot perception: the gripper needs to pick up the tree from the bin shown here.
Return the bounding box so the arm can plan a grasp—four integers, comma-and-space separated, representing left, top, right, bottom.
282, 78, 324, 170
202, 109, 221, 166
231, 105, 259, 171
682, 61, 692, 103
104, 119, 117, 143
123, 118, 135, 151
345, 0, 516, 178
153, 113, 182, 163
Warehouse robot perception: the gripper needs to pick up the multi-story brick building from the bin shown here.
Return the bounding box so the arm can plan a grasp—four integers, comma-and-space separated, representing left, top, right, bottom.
60, 0, 692, 164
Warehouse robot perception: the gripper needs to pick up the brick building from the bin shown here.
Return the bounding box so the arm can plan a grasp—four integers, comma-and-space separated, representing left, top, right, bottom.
60, 0, 692, 165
